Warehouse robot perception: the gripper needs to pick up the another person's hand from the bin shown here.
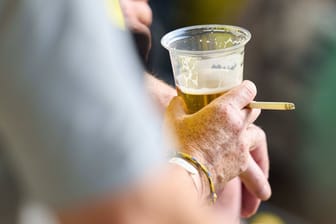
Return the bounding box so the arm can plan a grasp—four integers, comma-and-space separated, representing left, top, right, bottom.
120, 0, 152, 61
164, 80, 271, 202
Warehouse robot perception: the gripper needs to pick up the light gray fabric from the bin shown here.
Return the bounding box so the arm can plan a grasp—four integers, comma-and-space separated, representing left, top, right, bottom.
0, 0, 163, 208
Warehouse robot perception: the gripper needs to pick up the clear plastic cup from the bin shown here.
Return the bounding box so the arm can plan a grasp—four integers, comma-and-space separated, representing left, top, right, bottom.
161, 24, 251, 113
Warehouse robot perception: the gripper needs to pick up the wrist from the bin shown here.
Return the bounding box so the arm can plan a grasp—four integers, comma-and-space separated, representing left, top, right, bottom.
169, 156, 211, 203
184, 148, 219, 190
169, 157, 202, 198
184, 144, 233, 193
174, 152, 217, 204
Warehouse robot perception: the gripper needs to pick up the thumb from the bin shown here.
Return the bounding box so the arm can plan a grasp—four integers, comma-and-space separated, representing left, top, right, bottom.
218, 80, 257, 109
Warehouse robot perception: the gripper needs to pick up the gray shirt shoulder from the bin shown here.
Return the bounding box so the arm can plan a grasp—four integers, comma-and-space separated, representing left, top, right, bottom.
0, 0, 163, 208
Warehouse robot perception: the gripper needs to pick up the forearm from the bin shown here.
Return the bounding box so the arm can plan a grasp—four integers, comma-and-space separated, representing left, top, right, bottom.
145, 73, 176, 113
57, 164, 227, 224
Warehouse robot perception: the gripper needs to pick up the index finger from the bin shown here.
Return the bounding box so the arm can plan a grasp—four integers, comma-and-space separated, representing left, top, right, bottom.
218, 80, 257, 109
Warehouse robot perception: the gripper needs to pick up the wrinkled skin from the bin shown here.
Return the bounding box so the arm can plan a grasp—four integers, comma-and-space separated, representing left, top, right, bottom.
120, 0, 271, 219
165, 81, 271, 217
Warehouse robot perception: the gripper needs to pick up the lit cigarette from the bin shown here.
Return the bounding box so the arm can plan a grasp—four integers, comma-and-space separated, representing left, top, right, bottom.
247, 101, 295, 110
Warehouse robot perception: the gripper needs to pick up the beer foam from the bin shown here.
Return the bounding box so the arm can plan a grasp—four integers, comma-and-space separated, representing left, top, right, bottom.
177, 85, 233, 95
176, 69, 242, 95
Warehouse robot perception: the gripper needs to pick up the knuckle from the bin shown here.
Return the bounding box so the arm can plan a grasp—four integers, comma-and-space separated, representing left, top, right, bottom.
238, 139, 249, 153
255, 125, 267, 142
231, 118, 244, 133
259, 129, 267, 142
260, 127, 267, 137
218, 102, 232, 116
217, 103, 243, 132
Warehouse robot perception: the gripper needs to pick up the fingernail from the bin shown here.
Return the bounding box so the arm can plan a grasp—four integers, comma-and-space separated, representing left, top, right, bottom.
243, 80, 257, 96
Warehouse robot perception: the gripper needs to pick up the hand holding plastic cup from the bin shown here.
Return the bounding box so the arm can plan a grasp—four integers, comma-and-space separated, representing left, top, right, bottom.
161, 25, 251, 114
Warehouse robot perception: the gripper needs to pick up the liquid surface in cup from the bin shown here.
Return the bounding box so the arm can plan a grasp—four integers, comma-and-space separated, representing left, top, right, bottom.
176, 67, 242, 113
176, 86, 227, 114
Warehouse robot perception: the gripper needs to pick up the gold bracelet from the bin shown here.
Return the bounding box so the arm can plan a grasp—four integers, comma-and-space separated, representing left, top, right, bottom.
176, 152, 217, 204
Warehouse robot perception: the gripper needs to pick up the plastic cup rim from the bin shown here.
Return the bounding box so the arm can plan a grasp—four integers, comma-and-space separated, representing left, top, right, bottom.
161, 24, 251, 55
